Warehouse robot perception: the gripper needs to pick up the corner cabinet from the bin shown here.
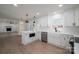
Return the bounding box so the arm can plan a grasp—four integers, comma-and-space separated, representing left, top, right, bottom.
63, 9, 75, 26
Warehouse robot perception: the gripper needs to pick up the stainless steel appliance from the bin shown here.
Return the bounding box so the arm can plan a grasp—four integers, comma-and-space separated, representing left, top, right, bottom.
74, 37, 79, 54
69, 37, 74, 54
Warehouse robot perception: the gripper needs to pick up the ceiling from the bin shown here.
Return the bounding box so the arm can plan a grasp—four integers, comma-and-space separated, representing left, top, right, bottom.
0, 4, 79, 20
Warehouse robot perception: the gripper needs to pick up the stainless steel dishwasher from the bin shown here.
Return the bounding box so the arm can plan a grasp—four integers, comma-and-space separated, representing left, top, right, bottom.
41, 32, 47, 43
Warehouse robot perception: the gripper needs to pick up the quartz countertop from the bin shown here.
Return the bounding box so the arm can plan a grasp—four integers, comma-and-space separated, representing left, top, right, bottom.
22, 31, 37, 33
39, 30, 79, 37
21, 30, 79, 37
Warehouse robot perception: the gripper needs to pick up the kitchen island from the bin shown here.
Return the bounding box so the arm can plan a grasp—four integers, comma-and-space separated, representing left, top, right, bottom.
21, 31, 37, 45
21, 30, 75, 52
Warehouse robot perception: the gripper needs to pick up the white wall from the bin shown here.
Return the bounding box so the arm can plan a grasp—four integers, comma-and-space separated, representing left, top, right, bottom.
32, 13, 64, 33
19, 19, 33, 35
18, 7, 79, 36
34, 16, 48, 31
48, 13, 64, 32
19, 20, 24, 35
33, 11, 79, 36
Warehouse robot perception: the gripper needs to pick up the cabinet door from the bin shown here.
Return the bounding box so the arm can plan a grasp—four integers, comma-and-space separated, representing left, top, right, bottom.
64, 10, 74, 26
75, 8, 79, 26
48, 33, 62, 47
48, 33, 68, 49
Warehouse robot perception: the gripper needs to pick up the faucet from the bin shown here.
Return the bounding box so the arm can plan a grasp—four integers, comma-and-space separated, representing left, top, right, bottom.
54, 27, 57, 32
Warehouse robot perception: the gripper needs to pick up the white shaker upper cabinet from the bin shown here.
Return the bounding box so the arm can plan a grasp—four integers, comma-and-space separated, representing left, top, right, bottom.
64, 9, 74, 26
75, 8, 79, 26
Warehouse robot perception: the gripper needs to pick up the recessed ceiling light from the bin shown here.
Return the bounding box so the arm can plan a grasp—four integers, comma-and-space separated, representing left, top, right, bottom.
13, 4, 18, 7
58, 4, 63, 7
36, 12, 39, 15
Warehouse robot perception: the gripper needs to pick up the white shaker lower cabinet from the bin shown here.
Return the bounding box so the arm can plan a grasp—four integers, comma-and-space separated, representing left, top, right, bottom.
48, 33, 68, 49
36, 31, 41, 40
48, 33, 61, 47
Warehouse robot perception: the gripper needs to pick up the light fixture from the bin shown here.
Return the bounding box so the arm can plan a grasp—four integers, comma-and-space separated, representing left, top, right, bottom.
36, 12, 39, 15
58, 4, 63, 7
13, 4, 18, 7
